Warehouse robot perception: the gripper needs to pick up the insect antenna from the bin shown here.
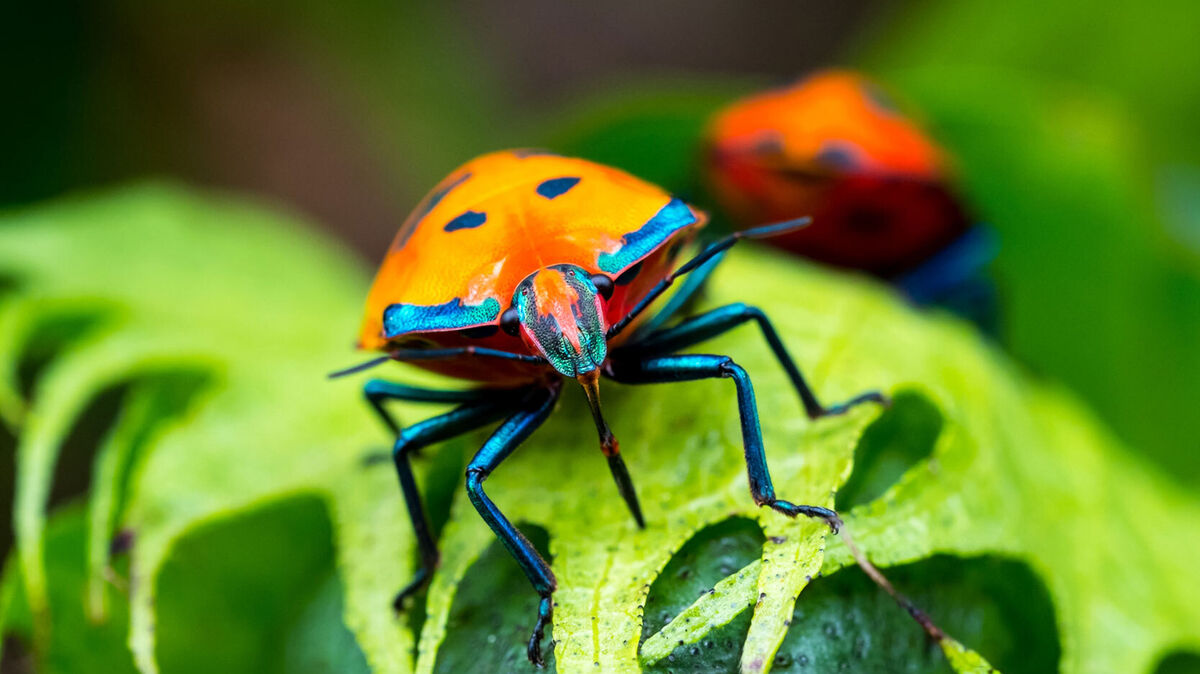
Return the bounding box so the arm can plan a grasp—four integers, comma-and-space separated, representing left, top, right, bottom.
578, 370, 645, 527
607, 216, 813, 338
327, 355, 393, 379
329, 344, 548, 379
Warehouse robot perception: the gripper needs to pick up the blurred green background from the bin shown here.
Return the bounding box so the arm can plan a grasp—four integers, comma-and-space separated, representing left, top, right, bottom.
1, 0, 1198, 670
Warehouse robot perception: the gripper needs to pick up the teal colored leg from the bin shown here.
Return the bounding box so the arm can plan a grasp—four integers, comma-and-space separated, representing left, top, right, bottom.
362, 381, 522, 609
464, 382, 562, 667
626, 303, 887, 418
894, 225, 997, 305
607, 354, 842, 531
363, 378, 510, 436
636, 250, 726, 335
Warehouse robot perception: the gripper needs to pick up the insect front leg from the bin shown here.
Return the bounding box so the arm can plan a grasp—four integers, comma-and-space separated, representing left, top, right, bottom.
463, 383, 562, 667
606, 353, 841, 531
635, 250, 727, 335
627, 302, 887, 418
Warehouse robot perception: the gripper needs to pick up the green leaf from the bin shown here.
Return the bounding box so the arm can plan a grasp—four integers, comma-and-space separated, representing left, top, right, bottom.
153, 496, 349, 673
2, 186, 1199, 673
642, 552, 1055, 673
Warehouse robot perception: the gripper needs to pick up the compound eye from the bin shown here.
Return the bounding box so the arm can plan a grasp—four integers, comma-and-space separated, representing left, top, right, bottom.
500, 305, 521, 336
589, 273, 614, 300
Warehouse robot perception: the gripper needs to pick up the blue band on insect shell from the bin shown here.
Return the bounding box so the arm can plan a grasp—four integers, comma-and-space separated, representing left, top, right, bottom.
598, 198, 696, 274
384, 297, 500, 337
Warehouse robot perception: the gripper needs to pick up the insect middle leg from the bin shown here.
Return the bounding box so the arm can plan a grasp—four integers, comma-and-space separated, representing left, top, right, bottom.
463, 383, 562, 666
628, 302, 887, 418
606, 353, 841, 530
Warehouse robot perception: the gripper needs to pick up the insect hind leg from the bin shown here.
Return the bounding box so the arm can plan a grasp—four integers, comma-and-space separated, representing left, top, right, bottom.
606, 353, 840, 531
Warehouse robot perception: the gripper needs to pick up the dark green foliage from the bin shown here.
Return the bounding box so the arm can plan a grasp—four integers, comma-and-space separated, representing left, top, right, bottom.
641, 518, 763, 673
283, 573, 371, 674
641, 518, 764, 643
645, 555, 1059, 674
774, 556, 1058, 674
155, 496, 344, 674
1155, 652, 1200, 674
434, 525, 553, 674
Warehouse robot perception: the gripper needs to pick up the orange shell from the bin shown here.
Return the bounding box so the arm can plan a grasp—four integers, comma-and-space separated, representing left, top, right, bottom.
358, 150, 707, 352
707, 69, 948, 180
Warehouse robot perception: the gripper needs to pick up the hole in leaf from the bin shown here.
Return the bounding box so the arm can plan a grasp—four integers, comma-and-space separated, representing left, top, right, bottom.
836, 389, 943, 510
45, 369, 211, 553
0, 422, 15, 558
104, 370, 212, 533
15, 309, 109, 400
156, 495, 357, 674
0, 636, 34, 674
48, 383, 128, 511
774, 555, 1059, 674
643, 613, 751, 674
434, 523, 553, 673
1155, 651, 1200, 674
640, 518, 764, 672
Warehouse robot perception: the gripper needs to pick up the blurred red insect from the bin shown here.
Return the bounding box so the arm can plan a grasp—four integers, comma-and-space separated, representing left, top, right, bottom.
705, 70, 996, 321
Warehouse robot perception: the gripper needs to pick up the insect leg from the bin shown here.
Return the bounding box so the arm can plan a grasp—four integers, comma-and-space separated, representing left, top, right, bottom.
893, 226, 1000, 335
625, 303, 886, 419
606, 353, 840, 530
463, 382, 562, 667
893, 225, 998, 306
378, 394, 520, 610
363, 379, 512, 436
608, 216, 812, 339
636, 250, 726, 334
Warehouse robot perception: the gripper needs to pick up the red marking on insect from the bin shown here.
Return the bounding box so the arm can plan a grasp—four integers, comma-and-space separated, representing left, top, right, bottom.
532, 270, 585, 352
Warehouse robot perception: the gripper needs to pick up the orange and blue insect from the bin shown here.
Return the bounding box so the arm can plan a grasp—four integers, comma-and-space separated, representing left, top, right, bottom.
705, 70, 995, 317
338, 150, 884, 666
